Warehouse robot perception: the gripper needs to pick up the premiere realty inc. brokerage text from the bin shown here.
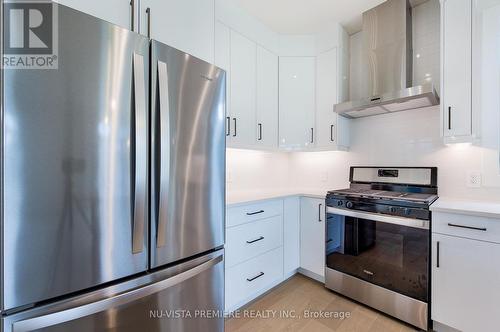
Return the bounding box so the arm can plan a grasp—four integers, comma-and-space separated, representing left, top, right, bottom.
150, 309, 352, 320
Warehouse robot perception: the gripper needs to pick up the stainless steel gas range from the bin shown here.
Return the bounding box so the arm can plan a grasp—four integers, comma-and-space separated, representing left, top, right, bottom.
325, 167, 438, 331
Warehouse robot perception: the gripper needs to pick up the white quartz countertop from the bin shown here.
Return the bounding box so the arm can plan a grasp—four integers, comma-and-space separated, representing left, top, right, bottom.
430, 197, 500, 219
226, 189, 328, 206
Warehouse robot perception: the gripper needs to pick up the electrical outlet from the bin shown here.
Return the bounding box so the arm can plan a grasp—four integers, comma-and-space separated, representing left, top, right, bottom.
466, 171, 481, 188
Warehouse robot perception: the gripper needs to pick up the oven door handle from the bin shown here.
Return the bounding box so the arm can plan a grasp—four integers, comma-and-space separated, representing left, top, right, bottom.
326, 206, 430, 230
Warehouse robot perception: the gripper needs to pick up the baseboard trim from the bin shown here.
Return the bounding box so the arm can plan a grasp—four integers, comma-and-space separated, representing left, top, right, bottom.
297, 268, 325, 283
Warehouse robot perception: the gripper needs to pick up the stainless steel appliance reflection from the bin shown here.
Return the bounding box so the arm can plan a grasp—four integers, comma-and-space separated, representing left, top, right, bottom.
325, 167, 438, 330
1, 3, 225, 331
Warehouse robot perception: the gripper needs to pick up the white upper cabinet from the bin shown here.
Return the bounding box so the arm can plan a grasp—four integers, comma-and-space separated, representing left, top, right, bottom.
316, 48, 338, 149
315, 48, 349, 150
214, 22, 232, 143
256, 46, 279, 149
441, 0, 473, 141
139, 0, 214, 63
229, 31, 257, 148
54, 0, 133, 30
279, 57, 316, 150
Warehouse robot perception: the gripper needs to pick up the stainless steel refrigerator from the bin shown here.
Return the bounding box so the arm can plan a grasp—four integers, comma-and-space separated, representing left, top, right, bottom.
1, 3, 225, 331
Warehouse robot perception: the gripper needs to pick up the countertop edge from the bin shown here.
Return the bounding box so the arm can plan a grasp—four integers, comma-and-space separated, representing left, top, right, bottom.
226, 192, 327, 207
430, 198, 500, 219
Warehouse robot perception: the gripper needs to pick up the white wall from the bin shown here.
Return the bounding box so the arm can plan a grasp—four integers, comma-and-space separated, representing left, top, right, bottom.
227, 105, 500, 201
226, 149, 290, 193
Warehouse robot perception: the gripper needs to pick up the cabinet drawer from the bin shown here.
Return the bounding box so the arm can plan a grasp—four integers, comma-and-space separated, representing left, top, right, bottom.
227, 200, 283, 227
226, 215, 283, 267
433, 212, 500, 243
225, 247, 283, 311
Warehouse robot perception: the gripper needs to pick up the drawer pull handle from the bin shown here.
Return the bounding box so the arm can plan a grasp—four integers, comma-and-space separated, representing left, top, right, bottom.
246, 236, 264, 244
436, 241, 440, 268
447, 223, 487, 232
246, 272, 264, 282
246, 210, 264, 216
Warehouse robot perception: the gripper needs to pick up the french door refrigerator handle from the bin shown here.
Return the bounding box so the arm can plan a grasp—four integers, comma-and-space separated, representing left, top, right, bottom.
130, 0, 135, 31
131, 53, 147, 254
12, 253, 224, 332
145, 7, 151, 38
156, 60, 170, 248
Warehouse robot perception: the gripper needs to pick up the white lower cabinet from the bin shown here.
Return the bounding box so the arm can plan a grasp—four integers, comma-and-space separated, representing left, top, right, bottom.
225, 247, 283, 311
299, 197, 325, 280
225, 200, 285, 311
432, 212, 500, 331
226, 215, 283, 268
283, 197, 300, 277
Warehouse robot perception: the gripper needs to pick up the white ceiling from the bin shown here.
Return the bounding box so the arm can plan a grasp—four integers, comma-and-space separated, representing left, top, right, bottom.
234, 0, 386, 35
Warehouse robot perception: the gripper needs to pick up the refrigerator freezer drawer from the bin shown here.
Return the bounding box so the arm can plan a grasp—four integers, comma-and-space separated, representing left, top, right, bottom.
2, 251, 224, 332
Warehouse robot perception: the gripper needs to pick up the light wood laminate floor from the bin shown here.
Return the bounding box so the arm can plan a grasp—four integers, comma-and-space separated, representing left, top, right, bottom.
225, 274, 420, 332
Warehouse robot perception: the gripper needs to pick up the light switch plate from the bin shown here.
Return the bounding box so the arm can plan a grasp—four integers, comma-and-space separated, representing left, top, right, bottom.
466, 171, 481, 188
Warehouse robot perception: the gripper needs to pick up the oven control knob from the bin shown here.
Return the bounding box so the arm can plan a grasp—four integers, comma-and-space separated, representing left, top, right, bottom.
404, 208, 411, 216
389, 207, 397, 213
345, 201, 354, 209
337, 201, 343, 207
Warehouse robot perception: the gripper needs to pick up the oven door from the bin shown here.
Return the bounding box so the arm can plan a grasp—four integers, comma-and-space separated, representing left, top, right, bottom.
326, 207, 430, 302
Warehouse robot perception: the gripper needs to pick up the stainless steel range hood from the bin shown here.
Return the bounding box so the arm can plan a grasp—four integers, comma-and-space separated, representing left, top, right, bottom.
335, 0, 440, 119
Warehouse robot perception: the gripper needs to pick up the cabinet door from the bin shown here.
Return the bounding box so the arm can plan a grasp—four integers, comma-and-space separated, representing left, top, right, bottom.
139, 0, 214, 63
229, 31, 257, 148
316, 48, 339, 148
442, 0, 472, 138
279, 57, 316, 150
300, 197, 325, 278
256, 46, 279, 149
54, 0, 133, 29
214, 21, 232, 144
432, 233, 500, 331
283, 197, 300, 276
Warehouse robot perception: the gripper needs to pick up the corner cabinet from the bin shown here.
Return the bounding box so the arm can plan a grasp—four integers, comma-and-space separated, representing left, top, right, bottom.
279, 57, 316, 150
138, 0, 215, 63
299, 197, 325, 280
440, 0, 474, 142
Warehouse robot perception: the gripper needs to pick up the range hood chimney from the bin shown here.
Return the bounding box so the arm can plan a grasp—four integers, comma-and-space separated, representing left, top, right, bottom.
335, 0, 439, 118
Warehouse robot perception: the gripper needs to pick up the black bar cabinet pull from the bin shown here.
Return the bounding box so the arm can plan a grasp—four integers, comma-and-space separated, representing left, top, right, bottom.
226, 117, 230, 136
436, 241, 440, 268
146, 7, 151, 38
318, 203, 322, 222
310, 128, 314, 144
258, 123, 262, 141
247, 272, 264, 282
330, 124, 335, 142
233, 118, 237, 137
246, 236, 264, 244
130, 0, 135, 31
246, 210, 264, 216
447, 223, 487, 232
448, 106, 451, 130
